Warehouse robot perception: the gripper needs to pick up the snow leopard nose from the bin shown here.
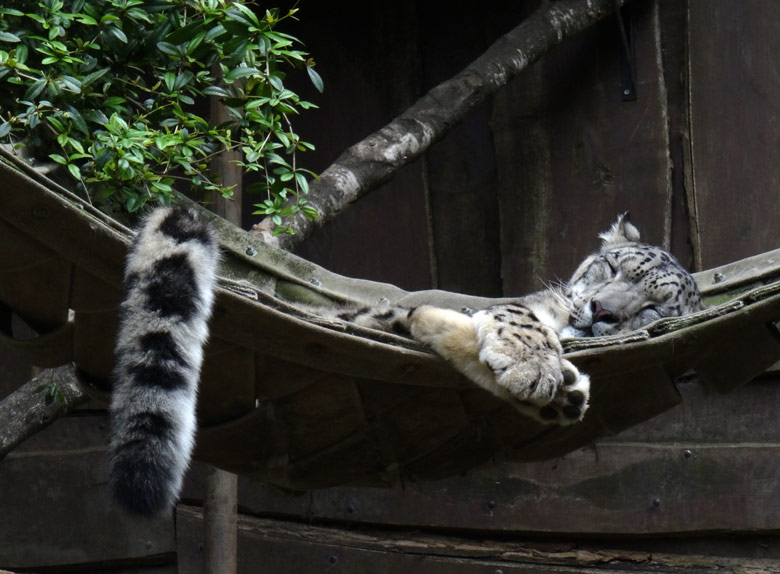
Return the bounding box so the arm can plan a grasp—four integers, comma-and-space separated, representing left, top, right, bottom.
590, 300, 618, 323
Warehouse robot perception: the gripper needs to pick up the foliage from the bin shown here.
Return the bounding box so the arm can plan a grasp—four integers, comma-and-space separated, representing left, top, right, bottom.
35, 379, 65, 405
0, 0, 321, 231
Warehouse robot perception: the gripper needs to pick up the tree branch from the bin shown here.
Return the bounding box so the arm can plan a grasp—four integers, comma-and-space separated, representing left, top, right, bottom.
0, 365, 88, 460
257, 0, 631, 250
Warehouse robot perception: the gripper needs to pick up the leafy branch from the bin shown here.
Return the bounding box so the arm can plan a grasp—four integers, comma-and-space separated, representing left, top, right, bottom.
0, 0, 321, 232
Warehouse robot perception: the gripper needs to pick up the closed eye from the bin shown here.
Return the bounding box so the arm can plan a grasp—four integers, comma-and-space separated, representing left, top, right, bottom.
636, 306, 662, 326
604, 255, 619, 275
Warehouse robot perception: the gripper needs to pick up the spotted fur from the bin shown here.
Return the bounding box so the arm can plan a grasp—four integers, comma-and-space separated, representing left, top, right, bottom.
109, 210, 700, 514
327, 214, 701, 425
109, 207, 218, 516
561, 214, 702, 337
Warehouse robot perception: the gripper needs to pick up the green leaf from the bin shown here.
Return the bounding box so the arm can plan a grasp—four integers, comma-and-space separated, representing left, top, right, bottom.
294, 172, 309, 194
228, 3, 260, 27
186, 32, 206, 55
202, 85, 230, 97
306, 66, 324, 93
268, 74, 284, 91
0, 31, 21, 43
0, 121, 11, 138
107, 26, 128, 44
72, 13, 98, 26
24, 79, 47, 101
224, 66, 260, 82
174, 70, 194, 90
64, 105, 89, 135
157, 41, 182, 57
103, 97, 126, 108
81, 68, 108, 87
204, 24, 226, 43
59, 75, 82, 93
14, 43, 28, 64
67, 163, 81, 180
164, 71, 176, 92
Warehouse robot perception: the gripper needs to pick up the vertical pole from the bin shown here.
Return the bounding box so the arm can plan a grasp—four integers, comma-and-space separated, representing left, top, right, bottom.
203, 467, 238, 574
202, 63, 242, 574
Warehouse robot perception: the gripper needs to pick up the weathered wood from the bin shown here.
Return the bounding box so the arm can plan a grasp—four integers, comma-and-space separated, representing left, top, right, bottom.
292, 1, 431, 291
686, 1, 780, 270
222, 375, 780, 537
415, 1, 504, 296
494, 0, 674, 295
176, 505, 780, 573
235, 440, 780, 536
201, 92, 242, 574
203, 467, 238, 574
198, 94, 241, 574
0, 415, 174, 570
0, 217, 72, 332
266, 0, 634, 251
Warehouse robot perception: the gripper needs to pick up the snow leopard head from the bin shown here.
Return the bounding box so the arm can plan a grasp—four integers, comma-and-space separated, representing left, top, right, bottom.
561, 213, 702, 338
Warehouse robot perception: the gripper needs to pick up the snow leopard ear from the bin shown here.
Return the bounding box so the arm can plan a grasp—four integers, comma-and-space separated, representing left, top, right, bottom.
598, 212, 641, 247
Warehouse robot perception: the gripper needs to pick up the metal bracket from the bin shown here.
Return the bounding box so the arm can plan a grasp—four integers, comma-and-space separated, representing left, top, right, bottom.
615, 1, 637, 101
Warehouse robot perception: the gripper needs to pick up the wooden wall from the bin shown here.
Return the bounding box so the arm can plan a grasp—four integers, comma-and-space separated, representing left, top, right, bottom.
4, 0, 780, 572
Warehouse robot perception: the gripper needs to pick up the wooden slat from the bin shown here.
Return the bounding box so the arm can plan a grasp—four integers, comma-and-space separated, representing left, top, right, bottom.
492, 1, 674, 295
224, 377, 780, 536
416, 1, 504, 296
0, 415, 174, 570
233, 441, 780, 536
290, 1, 432, 292
0, 217, 71, 331
176, 506, 780, 573
687, 1, 780, 270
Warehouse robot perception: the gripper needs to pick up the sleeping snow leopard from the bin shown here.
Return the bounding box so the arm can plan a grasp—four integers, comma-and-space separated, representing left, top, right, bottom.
109, 208, 701, 515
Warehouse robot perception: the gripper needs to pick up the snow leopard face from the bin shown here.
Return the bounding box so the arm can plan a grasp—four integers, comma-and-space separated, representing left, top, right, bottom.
562, 214, 702, 338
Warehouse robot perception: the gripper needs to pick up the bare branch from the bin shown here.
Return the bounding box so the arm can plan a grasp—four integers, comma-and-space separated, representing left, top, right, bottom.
0, 365, 88, 460
258, 0, 631, 250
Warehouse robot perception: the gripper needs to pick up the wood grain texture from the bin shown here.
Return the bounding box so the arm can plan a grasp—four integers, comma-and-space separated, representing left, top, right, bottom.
177, 505, 780, 573
687, 1, 780, 269
0, 415, 174, 570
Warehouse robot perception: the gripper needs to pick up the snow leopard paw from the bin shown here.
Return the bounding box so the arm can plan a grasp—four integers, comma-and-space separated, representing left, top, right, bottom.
473, 306, 590, 425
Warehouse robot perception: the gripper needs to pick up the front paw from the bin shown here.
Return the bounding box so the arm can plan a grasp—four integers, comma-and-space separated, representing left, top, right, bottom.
473, 309, 590, 425
482, 346, 563, 404
532, 358, 590, 425
486, 352, 590, 425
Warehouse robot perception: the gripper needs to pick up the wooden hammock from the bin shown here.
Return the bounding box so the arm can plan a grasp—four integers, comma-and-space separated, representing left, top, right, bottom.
2, 148, 780, 490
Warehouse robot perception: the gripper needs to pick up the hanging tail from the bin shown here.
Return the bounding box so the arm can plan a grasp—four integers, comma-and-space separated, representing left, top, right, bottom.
109, 207, 219, 516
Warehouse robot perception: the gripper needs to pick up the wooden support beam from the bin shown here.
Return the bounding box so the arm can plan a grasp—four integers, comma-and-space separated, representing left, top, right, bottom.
199, 77, 243, 574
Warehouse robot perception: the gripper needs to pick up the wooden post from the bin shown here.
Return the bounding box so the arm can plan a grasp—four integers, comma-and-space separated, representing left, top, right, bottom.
202, 467, 238, 574
201, 65, 242, 574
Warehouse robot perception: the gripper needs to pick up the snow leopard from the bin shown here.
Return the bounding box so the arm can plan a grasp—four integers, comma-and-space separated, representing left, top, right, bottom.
108, 208, 701, 516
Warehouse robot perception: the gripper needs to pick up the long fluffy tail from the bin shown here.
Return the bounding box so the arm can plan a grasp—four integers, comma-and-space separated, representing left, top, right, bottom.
109, 207, 219, 516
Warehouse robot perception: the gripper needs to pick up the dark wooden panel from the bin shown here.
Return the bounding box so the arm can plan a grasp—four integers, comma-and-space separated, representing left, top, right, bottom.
234, 375, 780, 536
0, 339, 33, 402
687, 1, 780, 269
605, 376, 780, 443
286, 0, 432, 291
237, 441, 780, 536
415, 2, 504, 296
177, 506, 780, 573
0, 415, 174, 570
492, 2, 674, 294
659, 0, 697, 269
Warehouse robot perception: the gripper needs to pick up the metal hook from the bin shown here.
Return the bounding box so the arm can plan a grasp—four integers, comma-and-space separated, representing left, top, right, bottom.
615, 0, 637, 101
